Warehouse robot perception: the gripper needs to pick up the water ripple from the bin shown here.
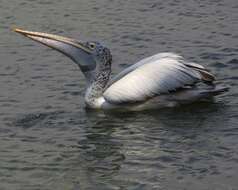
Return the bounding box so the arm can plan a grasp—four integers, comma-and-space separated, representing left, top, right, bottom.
0, 0, 238, 189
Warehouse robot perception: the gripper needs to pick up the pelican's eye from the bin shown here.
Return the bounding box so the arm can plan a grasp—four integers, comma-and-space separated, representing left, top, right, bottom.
88, 43, 96, 50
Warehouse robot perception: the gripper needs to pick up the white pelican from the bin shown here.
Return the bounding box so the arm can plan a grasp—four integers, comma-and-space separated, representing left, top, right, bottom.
14, 28, 228, 111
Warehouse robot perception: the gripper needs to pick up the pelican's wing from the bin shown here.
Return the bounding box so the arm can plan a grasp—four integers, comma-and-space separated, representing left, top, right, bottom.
103, 53, 215, 104
107, 53, 185, 87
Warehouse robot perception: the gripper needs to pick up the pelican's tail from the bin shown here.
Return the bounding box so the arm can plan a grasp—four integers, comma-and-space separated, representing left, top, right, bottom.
200, 85, 229, 96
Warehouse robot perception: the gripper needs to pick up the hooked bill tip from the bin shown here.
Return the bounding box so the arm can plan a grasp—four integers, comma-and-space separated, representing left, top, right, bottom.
12, 27, 26, 34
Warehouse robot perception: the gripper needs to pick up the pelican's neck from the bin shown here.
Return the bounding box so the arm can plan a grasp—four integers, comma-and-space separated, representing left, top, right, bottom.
84, 62, 111, 108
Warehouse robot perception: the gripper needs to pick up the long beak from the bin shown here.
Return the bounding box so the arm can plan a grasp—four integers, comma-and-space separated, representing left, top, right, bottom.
14, 28, 92, 54
14, 28, 96, 73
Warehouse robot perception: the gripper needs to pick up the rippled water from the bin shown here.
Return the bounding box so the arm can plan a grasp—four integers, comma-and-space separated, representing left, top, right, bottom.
1, 0, 238, 189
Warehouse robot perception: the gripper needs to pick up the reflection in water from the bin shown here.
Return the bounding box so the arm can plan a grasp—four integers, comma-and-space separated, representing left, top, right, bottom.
74, 114, 125, 189
3, 94, 235, 189
68, 103, 228, 189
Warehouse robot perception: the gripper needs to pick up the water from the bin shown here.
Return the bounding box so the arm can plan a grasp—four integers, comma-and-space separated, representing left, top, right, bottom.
0, 0, 238, 189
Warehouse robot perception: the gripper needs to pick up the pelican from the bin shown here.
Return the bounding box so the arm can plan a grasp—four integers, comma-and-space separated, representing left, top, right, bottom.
14, 28, 228, 111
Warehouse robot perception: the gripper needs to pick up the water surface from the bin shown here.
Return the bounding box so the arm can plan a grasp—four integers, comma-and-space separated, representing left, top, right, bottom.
0, 0, 238, 189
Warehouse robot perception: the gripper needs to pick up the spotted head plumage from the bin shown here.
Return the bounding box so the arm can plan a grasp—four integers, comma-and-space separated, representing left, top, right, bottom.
84, 41, 112, 70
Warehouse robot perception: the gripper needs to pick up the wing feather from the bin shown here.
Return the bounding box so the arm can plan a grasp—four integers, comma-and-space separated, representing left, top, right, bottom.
103, 53, 213, 104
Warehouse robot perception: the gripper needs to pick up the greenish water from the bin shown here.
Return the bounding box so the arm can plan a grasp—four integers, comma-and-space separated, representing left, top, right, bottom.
0, 0, 238, 189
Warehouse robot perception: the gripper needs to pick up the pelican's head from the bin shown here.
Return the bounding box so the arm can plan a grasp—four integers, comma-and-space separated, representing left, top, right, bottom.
14, 28, 111, 82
